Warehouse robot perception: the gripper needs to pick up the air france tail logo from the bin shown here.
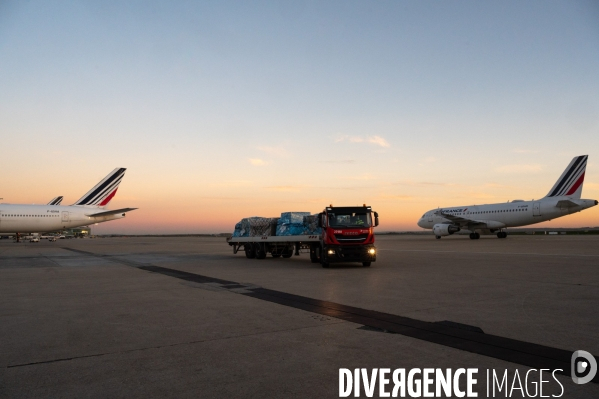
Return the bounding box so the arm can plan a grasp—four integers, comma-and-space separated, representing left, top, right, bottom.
73, 168, 126, 206
547, 155, 587, 197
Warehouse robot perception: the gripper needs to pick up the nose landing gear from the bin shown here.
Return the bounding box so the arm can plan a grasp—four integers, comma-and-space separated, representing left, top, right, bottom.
469, 232, 480, 240
497, 231, 507, 239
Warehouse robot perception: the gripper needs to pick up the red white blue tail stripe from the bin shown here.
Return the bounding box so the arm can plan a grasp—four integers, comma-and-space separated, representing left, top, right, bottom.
73, 168, 126, 206
47, 196, 63, 205
545, 155, 587, 198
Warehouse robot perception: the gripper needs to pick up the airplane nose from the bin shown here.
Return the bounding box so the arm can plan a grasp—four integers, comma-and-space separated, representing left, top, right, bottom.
417, 219, 424, 228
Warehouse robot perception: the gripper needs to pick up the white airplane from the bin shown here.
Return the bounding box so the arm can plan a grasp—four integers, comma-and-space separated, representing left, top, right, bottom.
417, 155, 598, 239
47, 196, 63, 205
0, 197, 64, 239
0, 168, 137, 241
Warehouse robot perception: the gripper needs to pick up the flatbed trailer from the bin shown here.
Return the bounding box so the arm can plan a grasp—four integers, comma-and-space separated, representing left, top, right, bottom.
227, 234, 319, 258
227, 205, 379, 267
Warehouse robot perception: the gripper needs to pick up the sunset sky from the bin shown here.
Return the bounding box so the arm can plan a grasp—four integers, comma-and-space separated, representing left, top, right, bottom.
1, 1, 599, 234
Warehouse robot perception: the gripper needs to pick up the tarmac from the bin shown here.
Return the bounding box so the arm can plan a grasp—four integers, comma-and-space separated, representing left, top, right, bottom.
0, 234, 598, 398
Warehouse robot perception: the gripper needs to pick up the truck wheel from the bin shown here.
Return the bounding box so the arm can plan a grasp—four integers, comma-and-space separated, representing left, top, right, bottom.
271, 253, 281, 258
244, 244, 256, 259
255, 243, 267, 259
362, 262, 371, 267
321, 261, 330, 268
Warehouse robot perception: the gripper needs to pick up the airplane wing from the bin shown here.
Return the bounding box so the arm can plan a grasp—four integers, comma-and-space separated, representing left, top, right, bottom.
556, 200, 578, 208
434, 210, 486, 227
85, 208, 138, 217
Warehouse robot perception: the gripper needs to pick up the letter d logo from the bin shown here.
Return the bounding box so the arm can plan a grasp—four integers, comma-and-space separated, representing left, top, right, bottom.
571, 350, 597, 384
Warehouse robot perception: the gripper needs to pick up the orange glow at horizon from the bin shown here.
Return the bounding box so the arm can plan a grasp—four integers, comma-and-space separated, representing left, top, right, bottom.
94, 183, 599, 234
3, 158, 599, 235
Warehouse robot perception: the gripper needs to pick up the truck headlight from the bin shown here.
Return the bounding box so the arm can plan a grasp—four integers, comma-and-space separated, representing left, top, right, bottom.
327, 249, 335, 255
368, 248, 376, 255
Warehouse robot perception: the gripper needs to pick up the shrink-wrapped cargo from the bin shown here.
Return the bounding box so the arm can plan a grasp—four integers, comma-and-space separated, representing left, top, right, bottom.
233, 217, 279, 237
245, 217, 270, 237
276, 211, 309, 236
276, 223, 306, 236
279, 212, 311, 225
275, 211, 323, 236
232, 222, 243, 237
235, 212, 321, 237
303, 214, 322, 235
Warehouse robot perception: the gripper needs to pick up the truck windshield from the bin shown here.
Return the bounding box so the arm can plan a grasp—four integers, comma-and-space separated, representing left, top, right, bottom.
327, 211, 372, 228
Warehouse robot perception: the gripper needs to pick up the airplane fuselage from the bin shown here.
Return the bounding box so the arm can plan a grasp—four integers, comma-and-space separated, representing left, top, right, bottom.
417, 197, 598, 231
0, 204, 126, 234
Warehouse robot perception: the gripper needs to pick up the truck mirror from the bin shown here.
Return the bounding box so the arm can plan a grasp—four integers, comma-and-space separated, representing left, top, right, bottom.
318, 213, 323, 228
374, 212, 379, 227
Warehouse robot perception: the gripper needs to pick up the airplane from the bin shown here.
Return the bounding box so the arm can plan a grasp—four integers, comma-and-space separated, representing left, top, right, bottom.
47, 196, 63, 205
0, 197, 65, 240
417, 155, 598, 239
0, 197, 63, 206
0, 168, 137, 242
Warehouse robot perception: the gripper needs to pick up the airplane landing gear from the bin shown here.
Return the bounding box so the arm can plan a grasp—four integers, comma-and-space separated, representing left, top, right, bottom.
469, 233, 480, 240
497, 231, 507, 239
435, 236, 441, 239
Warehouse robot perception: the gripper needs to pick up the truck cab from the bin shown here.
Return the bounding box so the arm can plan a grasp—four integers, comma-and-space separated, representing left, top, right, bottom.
313, 205, 379, 267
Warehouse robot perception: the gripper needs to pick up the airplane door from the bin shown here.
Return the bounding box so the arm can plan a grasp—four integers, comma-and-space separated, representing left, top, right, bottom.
61, 211, 70, 222
533, 202, 541, 216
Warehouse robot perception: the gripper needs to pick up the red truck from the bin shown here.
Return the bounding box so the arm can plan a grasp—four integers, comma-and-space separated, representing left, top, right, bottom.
227, 205, 379, 268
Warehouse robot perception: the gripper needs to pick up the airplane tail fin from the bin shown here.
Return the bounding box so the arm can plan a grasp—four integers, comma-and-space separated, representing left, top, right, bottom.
73, 168, 127, 207
47, 196, 63, 205
545, 155, 587, 199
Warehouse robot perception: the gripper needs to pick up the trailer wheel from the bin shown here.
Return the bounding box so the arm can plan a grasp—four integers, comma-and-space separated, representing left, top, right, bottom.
362, 262, 371, 267
280, 247, 293, 258
244, 244, 256, 259
255, 243, 267, 259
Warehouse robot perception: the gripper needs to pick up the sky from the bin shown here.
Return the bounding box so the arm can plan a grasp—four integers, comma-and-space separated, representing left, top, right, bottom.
1, 0, 599, 234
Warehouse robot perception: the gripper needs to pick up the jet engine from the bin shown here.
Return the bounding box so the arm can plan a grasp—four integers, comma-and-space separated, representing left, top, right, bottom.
433, 223, 460, 236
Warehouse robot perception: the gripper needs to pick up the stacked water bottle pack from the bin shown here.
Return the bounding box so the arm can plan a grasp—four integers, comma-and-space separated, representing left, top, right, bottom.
232, 212, 322, 237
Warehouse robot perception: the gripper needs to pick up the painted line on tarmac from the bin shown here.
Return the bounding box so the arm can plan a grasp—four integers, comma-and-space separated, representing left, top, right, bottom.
58, 247, 599, 383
